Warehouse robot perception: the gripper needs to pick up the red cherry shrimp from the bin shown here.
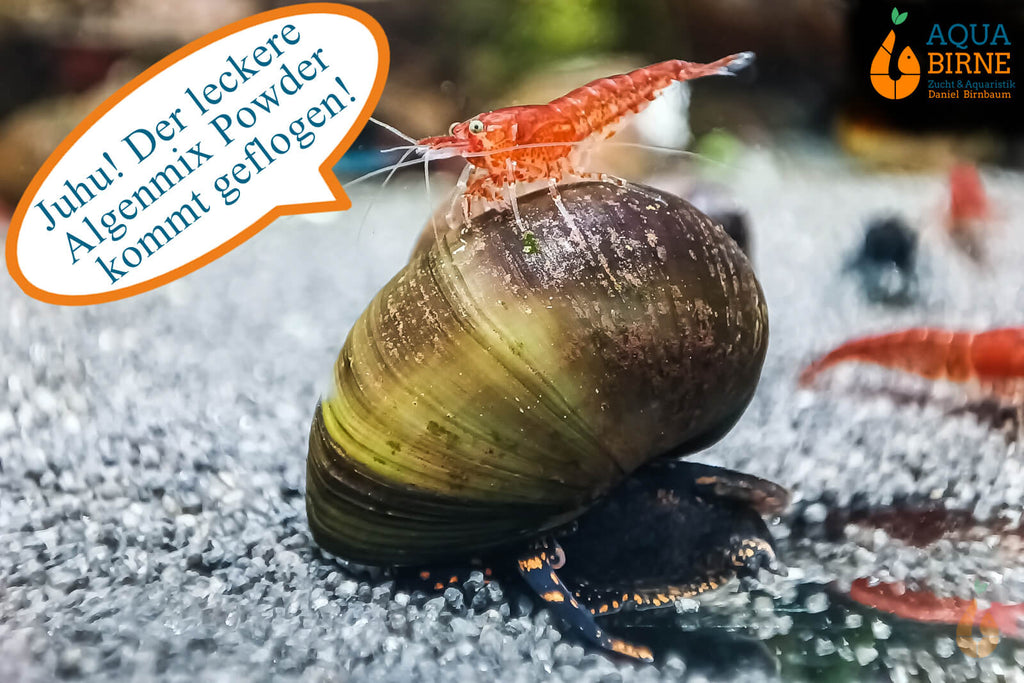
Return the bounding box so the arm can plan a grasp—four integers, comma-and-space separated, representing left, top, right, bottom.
353, 52, 755, 235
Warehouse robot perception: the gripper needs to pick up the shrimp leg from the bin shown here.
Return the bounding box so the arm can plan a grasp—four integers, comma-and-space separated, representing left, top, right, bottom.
574, 170, 628, 189
446, 163, 474, 230
548, 178, 580, 236
504, 159, 528, 234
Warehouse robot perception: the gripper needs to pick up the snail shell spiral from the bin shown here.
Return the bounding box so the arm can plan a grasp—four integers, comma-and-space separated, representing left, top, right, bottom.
307, 181, 768, 565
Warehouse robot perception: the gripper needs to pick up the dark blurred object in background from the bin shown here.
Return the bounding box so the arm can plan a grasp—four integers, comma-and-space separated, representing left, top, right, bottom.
0, 23, 59, 122
858, 216, 917, 269
846, 214, 919, 306
715, 210, 751, 259
0, 0, 268, 207
686, 182, 752, 259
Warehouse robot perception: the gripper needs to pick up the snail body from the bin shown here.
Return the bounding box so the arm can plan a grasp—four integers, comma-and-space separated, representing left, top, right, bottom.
307, 180, 784, 659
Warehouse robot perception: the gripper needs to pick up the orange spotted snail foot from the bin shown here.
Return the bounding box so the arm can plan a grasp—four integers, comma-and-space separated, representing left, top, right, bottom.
306, 181, 789, 661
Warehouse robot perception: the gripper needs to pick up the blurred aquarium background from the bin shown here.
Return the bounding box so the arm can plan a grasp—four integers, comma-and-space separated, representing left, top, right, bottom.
1, 0, 1020, 207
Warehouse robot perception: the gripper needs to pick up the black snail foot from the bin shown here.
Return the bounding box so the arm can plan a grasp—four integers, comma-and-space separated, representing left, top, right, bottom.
516, 459, 788, 662
400, 459, 789, 662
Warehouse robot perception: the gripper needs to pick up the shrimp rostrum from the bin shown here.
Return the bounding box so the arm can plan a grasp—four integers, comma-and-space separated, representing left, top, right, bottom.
408, 52, 754, 227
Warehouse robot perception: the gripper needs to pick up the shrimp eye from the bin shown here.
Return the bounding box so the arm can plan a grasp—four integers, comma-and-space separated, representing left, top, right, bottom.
448, 122, 458, 136
468, 119, 485, 134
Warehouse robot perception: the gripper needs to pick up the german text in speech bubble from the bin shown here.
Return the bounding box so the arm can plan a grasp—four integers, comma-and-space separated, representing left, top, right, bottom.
5, 3, 388, 305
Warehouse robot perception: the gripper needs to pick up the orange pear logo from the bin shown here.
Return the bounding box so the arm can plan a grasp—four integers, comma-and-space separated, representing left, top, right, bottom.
871, 7, 921, 99
956, 597, 1000, 658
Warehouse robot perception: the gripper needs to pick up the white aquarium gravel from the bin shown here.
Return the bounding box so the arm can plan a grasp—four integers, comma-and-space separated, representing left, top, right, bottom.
2, 152, 1023, 681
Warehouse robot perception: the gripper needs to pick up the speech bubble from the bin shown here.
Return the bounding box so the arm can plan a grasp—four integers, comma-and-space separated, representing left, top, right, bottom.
5, 3, 388, 305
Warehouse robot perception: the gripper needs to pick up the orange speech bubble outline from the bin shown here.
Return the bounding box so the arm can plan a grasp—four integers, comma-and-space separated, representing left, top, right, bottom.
4, 3, 389, 306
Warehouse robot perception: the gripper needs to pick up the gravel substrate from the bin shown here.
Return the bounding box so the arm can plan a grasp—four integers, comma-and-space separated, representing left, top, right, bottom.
2, 152, 1023, 681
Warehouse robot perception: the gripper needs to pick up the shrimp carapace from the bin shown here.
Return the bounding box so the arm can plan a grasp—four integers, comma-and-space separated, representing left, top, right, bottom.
416, 52, 754, 216
799, 327, 1024, 400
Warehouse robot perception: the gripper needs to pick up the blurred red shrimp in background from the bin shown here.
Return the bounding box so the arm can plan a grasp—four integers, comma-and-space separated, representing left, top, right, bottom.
800, 327, 1024, 400
947, 163, 993, 261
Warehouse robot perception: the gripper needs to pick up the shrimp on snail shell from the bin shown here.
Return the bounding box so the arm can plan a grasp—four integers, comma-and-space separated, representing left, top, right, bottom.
412, 52, 755, 227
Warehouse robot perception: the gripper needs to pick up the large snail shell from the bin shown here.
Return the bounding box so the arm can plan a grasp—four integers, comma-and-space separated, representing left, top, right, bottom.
307, 181, 768, 565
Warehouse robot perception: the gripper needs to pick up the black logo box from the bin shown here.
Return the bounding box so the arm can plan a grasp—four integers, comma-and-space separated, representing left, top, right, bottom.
848, 0, 1023, 132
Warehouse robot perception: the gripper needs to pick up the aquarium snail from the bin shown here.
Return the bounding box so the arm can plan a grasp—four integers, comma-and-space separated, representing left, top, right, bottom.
306, 180, 789, 660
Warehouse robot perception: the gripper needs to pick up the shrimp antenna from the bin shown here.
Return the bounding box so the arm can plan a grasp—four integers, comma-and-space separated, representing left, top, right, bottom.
601, 142, 733, 170
369, 117, 418, 144
355, 146, 421, 240
344, 157, 426, 187
459, 140, 732, 170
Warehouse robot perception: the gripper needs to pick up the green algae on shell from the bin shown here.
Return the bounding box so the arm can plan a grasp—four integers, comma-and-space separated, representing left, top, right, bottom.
307, 181, 768, 565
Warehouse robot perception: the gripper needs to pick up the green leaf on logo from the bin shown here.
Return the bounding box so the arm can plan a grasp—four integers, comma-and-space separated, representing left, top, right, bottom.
894, 10, 908, 25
